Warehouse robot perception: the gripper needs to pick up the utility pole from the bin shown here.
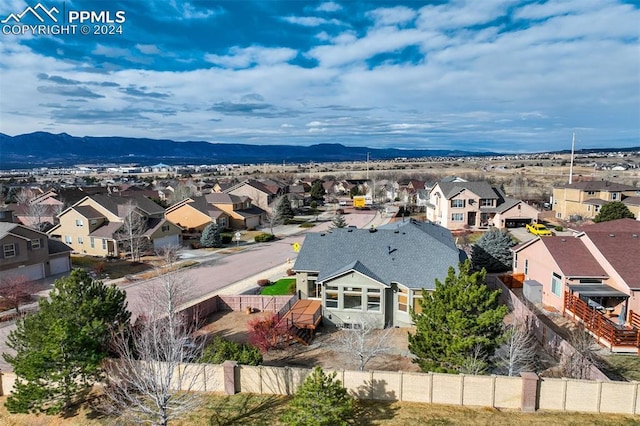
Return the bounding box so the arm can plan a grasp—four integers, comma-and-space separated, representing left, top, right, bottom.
568, 132, 576, 185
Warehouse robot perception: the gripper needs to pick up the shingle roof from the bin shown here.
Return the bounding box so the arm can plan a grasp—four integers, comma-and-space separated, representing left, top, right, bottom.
48, 239, 72, 254
622, 196, 640, 207
539, 237, 608, 278
89, 194, 165, 217
293, 220, 465, 289
437, 181, 500, 200
205, 192, 243, 204
74, 205, 104, 219
88, 222, 123, 238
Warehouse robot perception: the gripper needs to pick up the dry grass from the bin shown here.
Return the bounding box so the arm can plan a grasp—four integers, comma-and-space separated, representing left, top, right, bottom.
71, 256, 151, 279
2, 394, 637, 426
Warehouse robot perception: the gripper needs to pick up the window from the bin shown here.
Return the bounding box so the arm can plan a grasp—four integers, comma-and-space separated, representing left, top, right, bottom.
587, 205, 591, 212
366, 288, 381, 312
551, 273, 562, 296
594, 205, 601, 212
90, 219, 97, 226
398, 287, 408, 312
451, 213, 464, 221
90, 237, 95, 248
611, 192, 618, 200
325, 285, 338, 309
413, 292, 423, 314
31, 239, 41, 250
64, 235, 72, 244
524, 259, 528, 275
514, 253, 518, 269
161, 224, 170, 232
78, 236, 83, 244
102, 239, 107, 250
75, 219, 83, 227
586, 191, 597, 196
451, 199, 465, 208
3, 243, 16, 258
343, 287, 362, 310
480, 199, 493, 207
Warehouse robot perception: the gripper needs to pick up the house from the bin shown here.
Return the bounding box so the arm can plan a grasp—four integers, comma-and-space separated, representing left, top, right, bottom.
1, 222, 71, 281
552, 180, 639, 220
48, 195, 181, 257
225, 179, 287, 212
426, 180, 539, 230
512, 219, 640, 330
165, 196, 231, 232
292, 219, 466, 328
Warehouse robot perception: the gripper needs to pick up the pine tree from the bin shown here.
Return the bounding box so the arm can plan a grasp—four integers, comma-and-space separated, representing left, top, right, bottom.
281, 367, 354, 426
471, 228, 515, 272
330, 212, 347, 229
309, 181, 326, 201
408, 261, 508, 374
593, 201, 635, 222
276, 195, 295, 222
200, 222, 222, 248
4, 269, 130, 414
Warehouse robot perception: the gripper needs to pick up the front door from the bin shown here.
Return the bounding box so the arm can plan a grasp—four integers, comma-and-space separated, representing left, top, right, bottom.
467, 211, 476, 227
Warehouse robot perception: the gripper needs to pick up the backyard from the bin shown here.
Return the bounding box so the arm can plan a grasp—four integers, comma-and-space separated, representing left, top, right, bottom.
259, 278, 296, 296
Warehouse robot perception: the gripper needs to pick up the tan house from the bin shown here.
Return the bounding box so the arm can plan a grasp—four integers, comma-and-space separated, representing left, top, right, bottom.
426, 181, 539, 230
512, 219, 640, 331
224, 179, 286, 212
552, 180, 639, 220
1, 222, 71, 280
48, 195, 181, 257
165, 196, 231, 232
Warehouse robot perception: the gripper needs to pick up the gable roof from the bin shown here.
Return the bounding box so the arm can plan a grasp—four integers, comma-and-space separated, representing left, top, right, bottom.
0, 222, 47, 240
558, 180, 637, 192
205, 192, 245, 205
436, 181, 501, 200
538, 237, 608, 278
89, 194, 165, 217
293, 219, 464, 289
74, 205, 104, 219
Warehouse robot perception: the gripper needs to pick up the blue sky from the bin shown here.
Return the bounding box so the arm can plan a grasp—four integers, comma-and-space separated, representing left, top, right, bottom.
0, 0, 638, 153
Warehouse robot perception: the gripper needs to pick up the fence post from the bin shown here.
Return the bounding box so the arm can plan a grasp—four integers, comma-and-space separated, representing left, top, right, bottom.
0, 370, 3, 396
520, 372, 539, 412
222, 361, 238, 395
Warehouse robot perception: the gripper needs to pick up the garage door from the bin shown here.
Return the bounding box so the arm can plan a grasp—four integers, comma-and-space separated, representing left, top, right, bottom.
153, 234, 180, 250
50, 256, 70, 275
6, 263, 45, 281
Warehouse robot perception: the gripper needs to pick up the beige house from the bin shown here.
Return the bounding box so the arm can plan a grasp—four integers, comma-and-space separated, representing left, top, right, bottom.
224, 179, 286, 212
48, 195, 181, 257
512, 219, 640, 325
552, 180, 639, 220
426, 181, 539, 230
165, 196, 231, 232
0, 222, 71, 280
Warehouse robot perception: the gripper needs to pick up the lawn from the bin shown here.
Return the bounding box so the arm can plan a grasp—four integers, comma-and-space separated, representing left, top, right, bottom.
600, 354, 640, 381
71, 256, 152, 279
260, 278, 296, 296
2, 394, 638, 426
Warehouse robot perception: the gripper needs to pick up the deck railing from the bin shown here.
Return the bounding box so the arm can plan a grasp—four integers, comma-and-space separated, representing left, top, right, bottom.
564, 292, 640, 351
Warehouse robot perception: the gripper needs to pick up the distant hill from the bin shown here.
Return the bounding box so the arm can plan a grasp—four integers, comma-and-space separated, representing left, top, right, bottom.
0, 132, 497, 169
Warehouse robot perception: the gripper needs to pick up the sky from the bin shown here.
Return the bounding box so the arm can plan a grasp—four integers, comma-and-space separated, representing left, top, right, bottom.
0, 0, 638, 153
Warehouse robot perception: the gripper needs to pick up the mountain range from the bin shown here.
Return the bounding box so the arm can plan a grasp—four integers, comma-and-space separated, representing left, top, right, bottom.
0, 132, 497, 169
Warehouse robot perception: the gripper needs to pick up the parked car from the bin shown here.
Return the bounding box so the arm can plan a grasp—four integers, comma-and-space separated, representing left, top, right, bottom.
526, 223, 553, 236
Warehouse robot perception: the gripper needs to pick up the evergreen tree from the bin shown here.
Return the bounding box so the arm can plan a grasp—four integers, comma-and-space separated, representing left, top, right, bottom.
471, 228, 515, 272
4, 269, 130, 414
593, 201, 635, 223
408, 261, 507, 374
281, 367, 354, 426
200, 222, 222, 248
275, 195, 295, 222
309, 181, 326, 201
330, 212, 347, 229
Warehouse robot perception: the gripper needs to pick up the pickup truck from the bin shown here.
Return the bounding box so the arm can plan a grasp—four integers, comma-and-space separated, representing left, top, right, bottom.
526, 223, 553, 236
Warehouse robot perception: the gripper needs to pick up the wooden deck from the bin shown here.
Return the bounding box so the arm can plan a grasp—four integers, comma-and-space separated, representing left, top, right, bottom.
280, 299, 322, 330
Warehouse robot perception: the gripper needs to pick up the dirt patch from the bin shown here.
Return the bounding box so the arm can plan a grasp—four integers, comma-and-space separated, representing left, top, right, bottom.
197, 310, 421, 373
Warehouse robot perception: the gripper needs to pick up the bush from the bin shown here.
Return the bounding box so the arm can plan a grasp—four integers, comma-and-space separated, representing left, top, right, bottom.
299, 223, 315, 228
286, 268, 295, 276
257, 279, 271, 287
254, 233, 275, 242
554, 225, 563, 232
190, 241, 202, 249
221, 233, 233, 244
248, 313, 289, 352
200, 336, 262, 365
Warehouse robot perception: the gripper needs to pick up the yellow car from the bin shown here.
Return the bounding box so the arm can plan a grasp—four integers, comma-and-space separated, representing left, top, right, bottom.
526, 223, 553, 236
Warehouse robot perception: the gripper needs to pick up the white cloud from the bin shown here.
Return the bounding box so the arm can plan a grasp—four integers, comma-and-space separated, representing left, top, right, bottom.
316, 2, 342, 13
282, 16, 342, 26
367, 6, 417, 26
92, 44, 130, 58
205, 46, 298, 69
135, 44, 161, 55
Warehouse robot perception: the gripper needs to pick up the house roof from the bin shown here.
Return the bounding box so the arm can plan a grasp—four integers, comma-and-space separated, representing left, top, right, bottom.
437, 181, 500, 200
48, 239, 72, 254
558, 180, 637, 192
88, 222, 123, 239
539, 237, 608, 278
0, 222, 47, 240
205, 192, 244, 205
622, 196, 640, 207
495, 198, 522, 213
583, 198, 608, 206
89, 194, 165, 217
74, 205, 104, 219
293, 219, 465, 289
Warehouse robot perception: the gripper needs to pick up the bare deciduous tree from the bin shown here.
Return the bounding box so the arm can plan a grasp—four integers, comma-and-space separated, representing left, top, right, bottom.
15, 189, 50, 231
101, 249, 206, 426
116, 201, 149, 262
333, 316, 394, 371
0, 275, 37, 315
460, 343, 488, 375
561, 327, 600, 380
494, 311, 538, 376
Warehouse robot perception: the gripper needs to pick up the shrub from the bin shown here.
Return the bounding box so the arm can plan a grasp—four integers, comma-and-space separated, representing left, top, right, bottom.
221, 233, 233, 244
286, 268, 295, 276
554, 225, 563, 232
299, 223, 315, 228
254, 233, 275, 242
257, 279, 271, 287
190, 241, 202, 249
287, 281, 297, 295
200, 336, 262, 365
248, 313, 289, 352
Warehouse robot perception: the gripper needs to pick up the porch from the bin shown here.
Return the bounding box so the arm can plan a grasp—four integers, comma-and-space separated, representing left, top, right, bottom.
564, 292, 640, 354
277, 299, 322, 346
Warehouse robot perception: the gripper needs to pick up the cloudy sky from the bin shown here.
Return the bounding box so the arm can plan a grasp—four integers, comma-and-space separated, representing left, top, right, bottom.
0, 0, 638, 153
